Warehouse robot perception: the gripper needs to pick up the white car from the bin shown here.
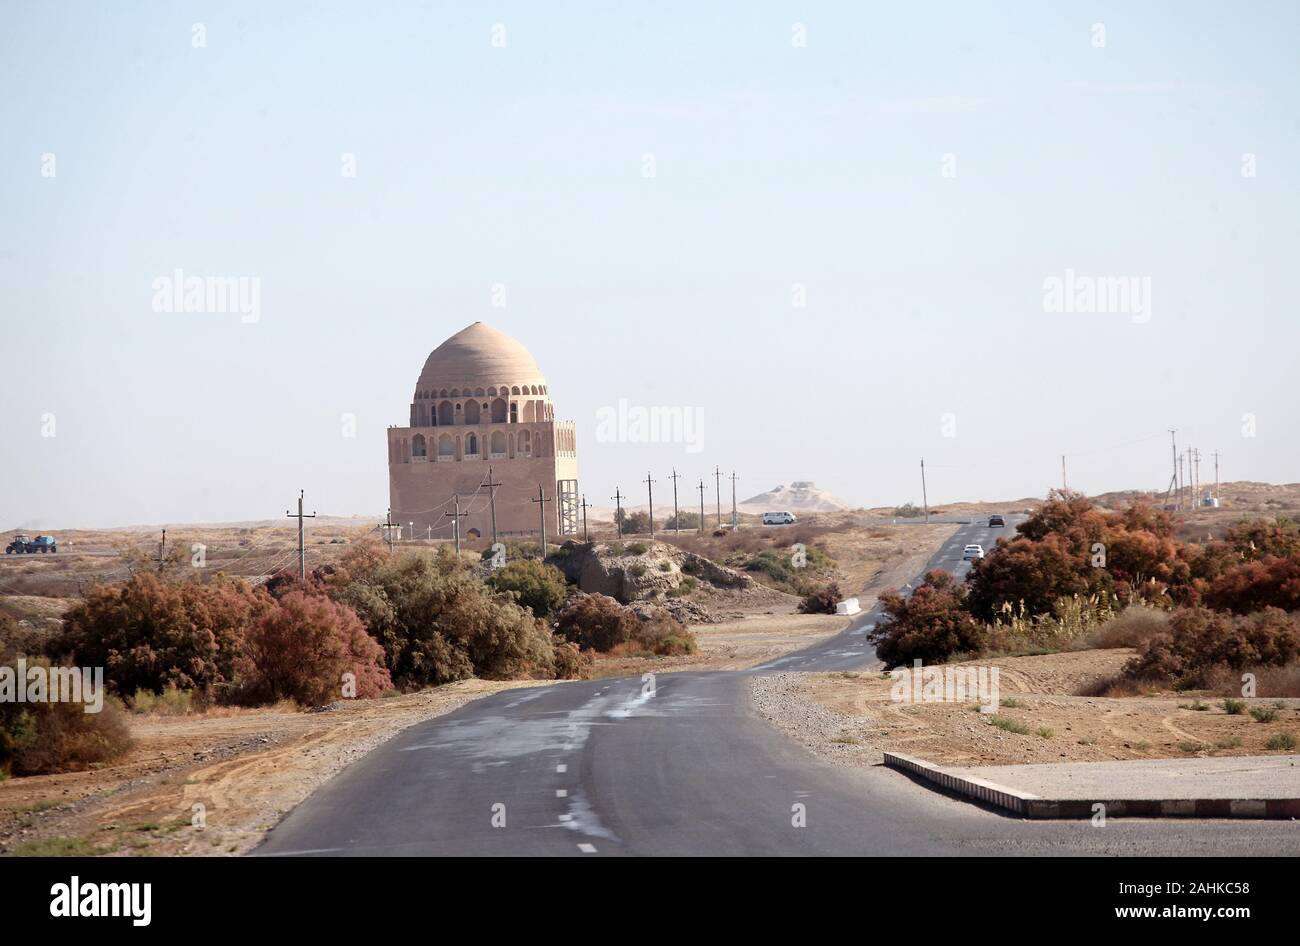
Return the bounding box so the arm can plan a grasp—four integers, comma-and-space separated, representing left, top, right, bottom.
761, 511, 796, 525
962, 544, 985, 561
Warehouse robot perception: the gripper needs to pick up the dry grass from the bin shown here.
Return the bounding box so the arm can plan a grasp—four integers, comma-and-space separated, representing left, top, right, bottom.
1086, 604, 1170, 649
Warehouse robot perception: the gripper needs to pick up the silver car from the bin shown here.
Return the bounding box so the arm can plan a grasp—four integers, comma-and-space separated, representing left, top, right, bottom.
962, 544, 985, 561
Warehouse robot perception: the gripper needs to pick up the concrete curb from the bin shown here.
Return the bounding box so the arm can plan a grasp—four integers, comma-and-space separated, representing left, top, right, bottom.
882, 751, 1300, 819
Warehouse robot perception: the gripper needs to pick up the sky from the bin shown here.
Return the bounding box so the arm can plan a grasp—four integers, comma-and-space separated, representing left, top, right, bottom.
2, 1, 1298, 528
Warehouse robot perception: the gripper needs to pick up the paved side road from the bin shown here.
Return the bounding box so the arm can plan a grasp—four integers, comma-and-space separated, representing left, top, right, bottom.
258, 518, 1300, 856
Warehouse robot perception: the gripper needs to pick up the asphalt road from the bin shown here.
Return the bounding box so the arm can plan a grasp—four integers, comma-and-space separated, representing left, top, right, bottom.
258, 516, 1300, 856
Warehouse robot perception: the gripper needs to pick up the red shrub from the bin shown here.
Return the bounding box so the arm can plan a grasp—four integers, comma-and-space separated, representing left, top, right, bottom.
556, 594, 637, 652
1203, 555, 1300, 615
1123, 606, 1300, 687
869, 570, 985, 665
235, 591, 391, 706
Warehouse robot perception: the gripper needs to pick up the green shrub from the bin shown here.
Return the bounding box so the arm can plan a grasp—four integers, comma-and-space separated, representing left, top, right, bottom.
332, 551, 555, 687
625, 541, 649, 556
485, 559, 568, 618
987, 715, 1031, 735
666, 576, 699, 598
1222, 698, 1246, 715
1264, 732, 1297, 751
1249, 705, 1279, 723
128, 685, 193, 716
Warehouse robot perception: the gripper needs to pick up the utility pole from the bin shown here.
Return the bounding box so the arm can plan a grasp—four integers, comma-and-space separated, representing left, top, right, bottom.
714, 466, 722, 528
730, 471, 738, 529
157, 529, 167, 574
285, 490, 316, 581
611, 488, 624, 537
383, 508, 397, 552
1212, 450, 1221, 503
579, 494, 592, 543
644, 472, 656, 539
1061, 455, 1067, 491
531, 484, 551, 556
1165, 428, 1178, 509
444, 494, 467, 553
485, 466, 502, 548
1193, 448, 1202, 507
920, 459, 930, 524
697, 479, 706, 534
668, 468, 682, 533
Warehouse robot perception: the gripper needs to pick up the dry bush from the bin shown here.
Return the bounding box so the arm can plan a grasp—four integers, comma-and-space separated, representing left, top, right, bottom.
1087, 604, 1170, 649
556, 594, 636, 652
1123, 606, 1300, 689
0, 661, 134, 776
550, 636, 593, 679
623, 613, 697, 657
798, 582, 842, 615
51, 573, 270, 697
1201, 662, 1300, 699
1075, 673, 1156, 698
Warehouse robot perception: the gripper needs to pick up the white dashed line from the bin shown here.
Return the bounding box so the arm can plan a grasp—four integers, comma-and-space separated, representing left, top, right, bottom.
577, 843, 597, 853
556, 763, 567, 773
556, 789, 568, 798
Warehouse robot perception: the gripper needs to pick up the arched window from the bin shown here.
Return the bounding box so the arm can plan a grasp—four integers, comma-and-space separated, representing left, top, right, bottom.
520, 430, 532, 456
437, 400, 454, 425
490, 431, 506, 457
412, 434, 427, 457
511, 386, 521, 396
523, 400, 536, 422
490, 398, 508, 423
438, 434, 454, 459
465, 400, 481, 424
466, 433, 478, 456
510, 402, 519, 423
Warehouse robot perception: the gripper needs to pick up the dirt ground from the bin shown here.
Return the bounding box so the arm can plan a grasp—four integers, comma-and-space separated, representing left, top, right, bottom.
751, 650, 1300, 769
0, 678, 539, 857
591, 519, 958, 677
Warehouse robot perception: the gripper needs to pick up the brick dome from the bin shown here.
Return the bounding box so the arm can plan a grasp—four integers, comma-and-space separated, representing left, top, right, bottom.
414, 322, 546, 394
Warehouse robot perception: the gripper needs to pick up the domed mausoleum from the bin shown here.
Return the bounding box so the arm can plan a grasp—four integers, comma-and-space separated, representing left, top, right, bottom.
388, 322, 579, 541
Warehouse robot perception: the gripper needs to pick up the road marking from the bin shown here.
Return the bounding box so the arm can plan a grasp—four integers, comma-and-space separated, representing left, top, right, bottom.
559, 813, 573, 822
577, 843, 597, 853
258, 847, 344, 857
556, 788, 568, 797
556, 763, 567, 773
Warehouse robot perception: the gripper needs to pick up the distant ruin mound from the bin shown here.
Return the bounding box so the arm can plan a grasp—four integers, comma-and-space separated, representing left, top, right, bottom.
739, 482, 850, 512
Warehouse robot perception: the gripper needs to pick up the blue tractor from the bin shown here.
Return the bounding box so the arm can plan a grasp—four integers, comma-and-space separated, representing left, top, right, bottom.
5, 533, 57, 554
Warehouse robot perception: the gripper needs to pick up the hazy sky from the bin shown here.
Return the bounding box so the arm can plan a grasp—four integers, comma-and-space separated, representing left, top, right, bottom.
2, 2, 1297, 529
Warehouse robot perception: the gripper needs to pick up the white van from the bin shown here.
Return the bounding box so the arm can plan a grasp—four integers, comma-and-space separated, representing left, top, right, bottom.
761, 511, 796, 525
